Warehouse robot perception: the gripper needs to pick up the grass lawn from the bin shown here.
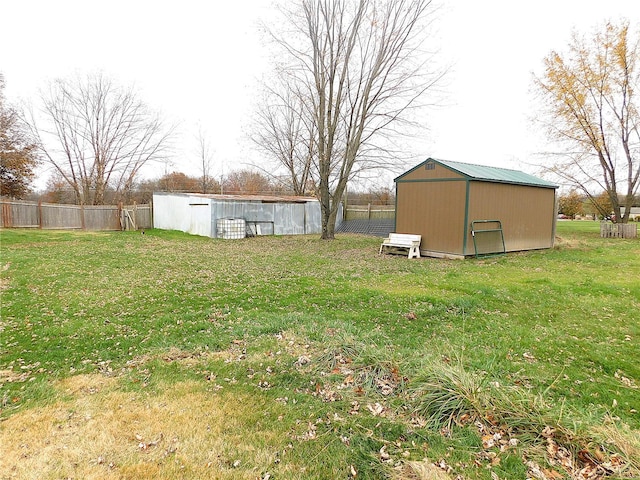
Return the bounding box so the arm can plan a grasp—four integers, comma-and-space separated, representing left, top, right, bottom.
1, 222, 639, 479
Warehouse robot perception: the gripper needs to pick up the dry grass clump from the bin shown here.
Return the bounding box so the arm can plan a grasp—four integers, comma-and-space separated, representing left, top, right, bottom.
592, 421, 640, 475
410, 360, 640, 479
0, 262, 10, 291
411, 360, 487, 430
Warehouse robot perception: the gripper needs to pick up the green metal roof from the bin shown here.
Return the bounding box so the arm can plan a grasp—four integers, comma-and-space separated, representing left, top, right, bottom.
397, 158, 558, 189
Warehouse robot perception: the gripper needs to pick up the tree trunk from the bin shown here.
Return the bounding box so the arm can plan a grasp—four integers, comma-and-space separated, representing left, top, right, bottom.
320, 200, 340, 240
319, 176, 333, 239
319, 176, 347, 240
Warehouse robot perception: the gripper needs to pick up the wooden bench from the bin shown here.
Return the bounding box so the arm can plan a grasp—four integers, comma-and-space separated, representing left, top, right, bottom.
379, 233, 421, 259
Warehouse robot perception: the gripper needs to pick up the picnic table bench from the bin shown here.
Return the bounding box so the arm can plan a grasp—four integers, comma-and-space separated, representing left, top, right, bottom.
379, 233, 421, 259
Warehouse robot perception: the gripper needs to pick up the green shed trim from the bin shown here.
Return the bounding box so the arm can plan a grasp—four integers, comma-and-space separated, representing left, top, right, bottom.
463, 179, 470, 253
394, 158, 558, 189
395, 177, 466, 184
393, 183, 398, 233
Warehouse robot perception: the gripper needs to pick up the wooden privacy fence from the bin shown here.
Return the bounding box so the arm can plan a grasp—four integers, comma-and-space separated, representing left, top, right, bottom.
600, 222, 637, 239
0, 198, 152, 231
344, 204, 395, 221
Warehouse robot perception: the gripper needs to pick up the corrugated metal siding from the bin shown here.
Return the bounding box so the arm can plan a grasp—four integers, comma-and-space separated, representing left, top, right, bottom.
306, 202, 322, 233
395, 180, 467, 255
466, 182, 556, 255
153, 193, 323, 237
274, 203, 305, 234
210, 200, 311, 236
213, 200, 249, 222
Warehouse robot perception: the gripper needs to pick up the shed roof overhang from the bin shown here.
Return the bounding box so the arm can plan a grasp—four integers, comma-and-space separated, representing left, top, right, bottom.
153, 192, 318, 203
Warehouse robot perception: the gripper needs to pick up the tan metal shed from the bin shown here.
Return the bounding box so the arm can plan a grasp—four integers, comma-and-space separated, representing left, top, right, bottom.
394, 158, 559, 258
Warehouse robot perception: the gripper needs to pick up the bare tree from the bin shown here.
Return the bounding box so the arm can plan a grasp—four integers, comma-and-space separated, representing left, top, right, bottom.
266, 0, 443, 239
533, 20, 640, 223
27, 73, 173, 205
196, 127, 216, 194
251, 79, 315, 195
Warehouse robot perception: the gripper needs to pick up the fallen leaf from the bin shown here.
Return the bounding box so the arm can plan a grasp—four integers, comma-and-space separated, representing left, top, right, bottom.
294, 355, 310, 367
367, 402, 385, 416
482, 434, 495, 449
546, 439, 558, 457
458, 413, 471, 424
380, 445, 391, 462
541, 426, 556, 438
545, 469, 564, 479
577, 449, 599, 467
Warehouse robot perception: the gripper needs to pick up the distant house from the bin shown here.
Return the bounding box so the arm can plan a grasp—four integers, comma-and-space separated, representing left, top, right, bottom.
621, 206, 640, 221
394, 158, 558, 258
153, 193, 324, 238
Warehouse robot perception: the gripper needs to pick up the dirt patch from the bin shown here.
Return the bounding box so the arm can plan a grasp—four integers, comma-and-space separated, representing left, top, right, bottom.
0, 369, 32, 384
0, 262, 10, 291
390, 459, 454, 479
553, 235, 589, 250
0, 375, 277, 479
125, 346, 228, 369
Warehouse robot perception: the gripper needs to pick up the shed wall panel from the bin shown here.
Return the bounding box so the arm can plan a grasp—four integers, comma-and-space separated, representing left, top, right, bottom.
274, 203, 305, 235
153, 194, 193, 232
215, 201, 248, 220
242, 202, 275, 222
399, 162, 465, 182
189, 204, 212, 237
155, 193, 323, 238
210, 200, 320, 237
306, 202, 322, 233
396, 180, 467, 255
466, 182, 555, 255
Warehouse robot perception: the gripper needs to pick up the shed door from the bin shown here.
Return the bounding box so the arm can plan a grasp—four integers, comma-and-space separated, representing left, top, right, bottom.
189, 203, 211, 237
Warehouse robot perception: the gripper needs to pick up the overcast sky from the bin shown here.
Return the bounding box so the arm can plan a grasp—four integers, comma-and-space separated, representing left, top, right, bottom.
1, 0, 636, 190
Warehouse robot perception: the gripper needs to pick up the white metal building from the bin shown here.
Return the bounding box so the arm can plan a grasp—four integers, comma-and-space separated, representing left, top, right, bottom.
152, 193, 325, 238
